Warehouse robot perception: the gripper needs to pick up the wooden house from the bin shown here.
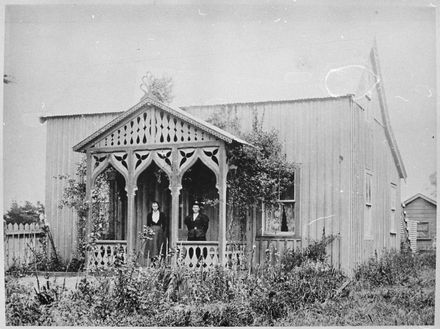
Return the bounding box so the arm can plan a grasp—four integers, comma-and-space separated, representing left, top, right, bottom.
403, 193, 437, 252
40, 46, 406, 273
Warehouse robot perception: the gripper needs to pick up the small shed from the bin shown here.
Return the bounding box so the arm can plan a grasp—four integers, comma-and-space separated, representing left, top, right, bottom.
403, 193, 437, 252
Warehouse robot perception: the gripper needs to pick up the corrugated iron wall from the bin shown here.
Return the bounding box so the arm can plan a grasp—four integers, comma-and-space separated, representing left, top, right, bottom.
352, 95, 402, 267
45, 113, 120, 261
186, 98, 352, 270
44, 96, 403, 271
186, 96, 402, 272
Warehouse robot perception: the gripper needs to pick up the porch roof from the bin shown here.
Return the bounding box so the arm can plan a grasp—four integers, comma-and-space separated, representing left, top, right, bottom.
73, 95, 251, 152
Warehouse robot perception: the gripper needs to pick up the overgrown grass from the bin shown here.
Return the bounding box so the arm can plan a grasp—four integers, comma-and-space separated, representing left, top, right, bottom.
5, 240, 436, 326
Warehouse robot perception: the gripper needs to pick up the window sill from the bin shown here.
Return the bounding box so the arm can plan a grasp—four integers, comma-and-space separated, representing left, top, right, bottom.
256, 234, 298, 240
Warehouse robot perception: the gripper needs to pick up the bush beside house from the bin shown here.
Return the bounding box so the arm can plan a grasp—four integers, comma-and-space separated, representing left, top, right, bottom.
5, 237, 436, 326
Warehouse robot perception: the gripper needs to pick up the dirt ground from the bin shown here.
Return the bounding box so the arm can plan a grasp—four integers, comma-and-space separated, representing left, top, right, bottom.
8, 273, 88, 291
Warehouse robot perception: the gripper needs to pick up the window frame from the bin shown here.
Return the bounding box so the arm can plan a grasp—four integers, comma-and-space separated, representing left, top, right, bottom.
364, 170, 373, 240
417, 222, 429, 238
260, 170, 299, 238
389, 183, 397, 234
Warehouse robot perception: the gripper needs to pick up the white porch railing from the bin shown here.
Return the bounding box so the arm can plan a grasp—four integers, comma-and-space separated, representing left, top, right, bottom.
87, 240, 246, 270
176, 241, 246, 269
225, 242, 247, 270
87, 240, 127, 269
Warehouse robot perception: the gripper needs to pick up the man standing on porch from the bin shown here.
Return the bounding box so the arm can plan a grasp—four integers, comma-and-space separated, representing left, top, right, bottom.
184, 201, 209, 241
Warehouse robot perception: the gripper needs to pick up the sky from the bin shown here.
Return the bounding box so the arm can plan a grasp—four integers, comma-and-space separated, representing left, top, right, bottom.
2, 1, 437, 210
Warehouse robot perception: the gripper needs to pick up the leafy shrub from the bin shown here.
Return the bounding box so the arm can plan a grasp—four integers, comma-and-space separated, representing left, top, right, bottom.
416, 250, 436, 269
5, 278, 65, 326
5, 279, 43, 325
354, 249, 418, 287
5, 234, 434, 326
281, 234, 337, 271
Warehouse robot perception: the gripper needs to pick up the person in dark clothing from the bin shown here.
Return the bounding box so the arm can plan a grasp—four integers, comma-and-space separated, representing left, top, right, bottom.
144, 201, 167, 263
184, 201, 209, 241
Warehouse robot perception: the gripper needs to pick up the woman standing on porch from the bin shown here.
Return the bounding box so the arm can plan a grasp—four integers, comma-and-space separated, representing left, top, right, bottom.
144, 201, 167, 262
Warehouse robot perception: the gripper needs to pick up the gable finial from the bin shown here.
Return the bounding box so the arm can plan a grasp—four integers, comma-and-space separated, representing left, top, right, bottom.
140, 72, 158, 101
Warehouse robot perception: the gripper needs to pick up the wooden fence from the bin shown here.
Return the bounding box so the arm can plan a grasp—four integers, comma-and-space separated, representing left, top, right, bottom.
3, 223, 45, 271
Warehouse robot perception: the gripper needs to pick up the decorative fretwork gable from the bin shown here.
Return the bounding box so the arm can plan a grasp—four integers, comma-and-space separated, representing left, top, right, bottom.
73, 96, 249, 153
93, 106, 216, 148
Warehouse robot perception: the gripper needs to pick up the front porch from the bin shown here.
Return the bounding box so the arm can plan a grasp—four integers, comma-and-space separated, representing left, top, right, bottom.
74, 96, 252, 269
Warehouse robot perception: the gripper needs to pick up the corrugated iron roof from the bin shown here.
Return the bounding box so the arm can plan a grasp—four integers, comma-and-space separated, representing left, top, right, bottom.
181, 94, 354, 110
39, 111, 124, 123
39, 94, 355, 121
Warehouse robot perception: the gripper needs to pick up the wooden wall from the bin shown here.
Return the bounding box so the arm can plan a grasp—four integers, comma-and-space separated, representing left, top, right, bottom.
45, 113, 121, 261
350, 101, 402, 267
186, 97, 351, 270
185, 95, 403, 272
44, 93, 404, 272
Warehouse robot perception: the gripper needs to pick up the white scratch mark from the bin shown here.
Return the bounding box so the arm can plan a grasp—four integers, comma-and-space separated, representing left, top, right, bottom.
413, 84, 433, 98
308, 215, 335, 226
274, 18, 281, 23
324, 64, 379, 100
395, 95, 409, 102
198, 9, 207, 16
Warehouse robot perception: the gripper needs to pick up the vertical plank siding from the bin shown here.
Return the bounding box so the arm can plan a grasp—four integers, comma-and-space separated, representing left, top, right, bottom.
185, 96, 402, 272
44, 94, 404, 272
45, 113, 121, 261
186, 98, 351, 269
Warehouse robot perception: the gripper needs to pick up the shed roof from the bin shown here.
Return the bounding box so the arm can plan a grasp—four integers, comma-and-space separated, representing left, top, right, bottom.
72, 95, 250, 152
403, 193, 437, 207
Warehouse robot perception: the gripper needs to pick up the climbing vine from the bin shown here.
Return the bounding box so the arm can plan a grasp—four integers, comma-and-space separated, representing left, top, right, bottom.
207, 113, 298, 239
58, 157, 112, 261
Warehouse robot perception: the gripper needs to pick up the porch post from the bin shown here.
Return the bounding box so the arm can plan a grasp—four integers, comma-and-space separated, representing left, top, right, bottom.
169, 186, 180, 251
218, 144, 228, 265
84, 151, 93, 268
126, 150, 137, 259
169, 146, 180, 264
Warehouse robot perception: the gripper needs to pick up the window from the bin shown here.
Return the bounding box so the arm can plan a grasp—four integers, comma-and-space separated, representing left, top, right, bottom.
365, 171, 372, 206
364, 171, 373, 240
262, 172, 297, 235
390, 184, 397, 234
417, 222, 429, 238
